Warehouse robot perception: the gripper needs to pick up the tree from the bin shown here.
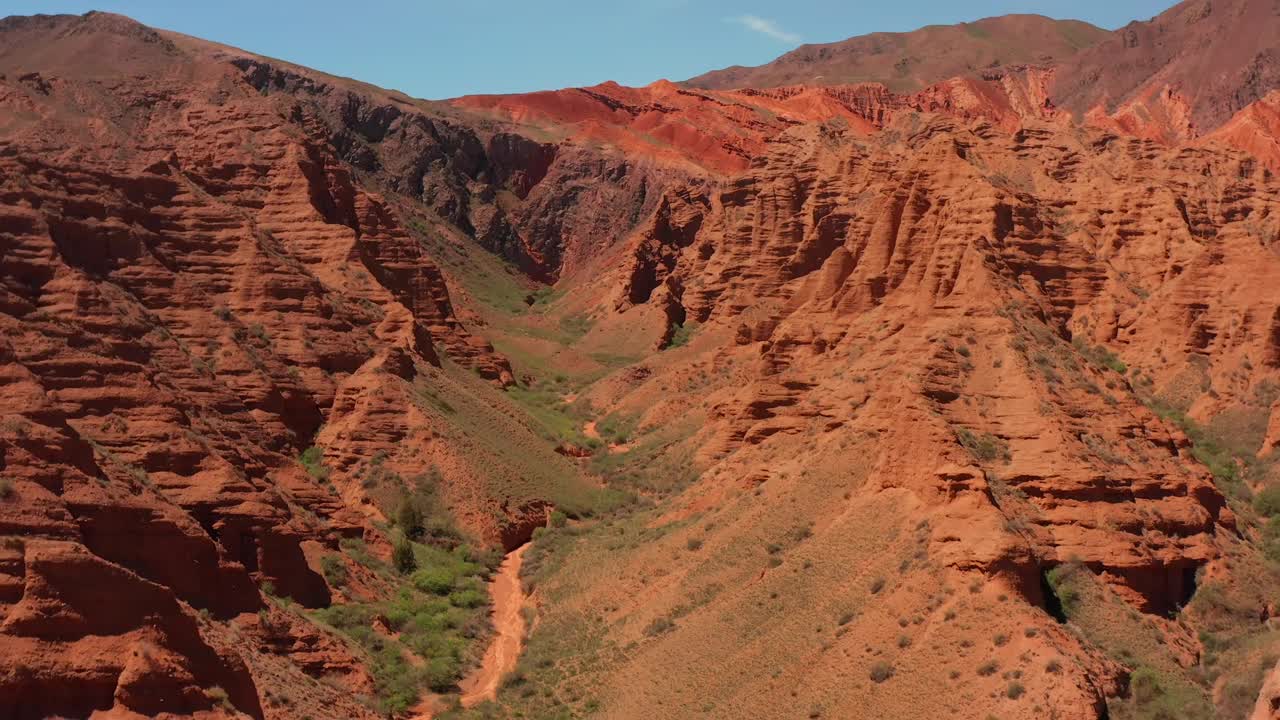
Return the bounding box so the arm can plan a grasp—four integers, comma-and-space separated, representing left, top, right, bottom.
392, 536, 416, 574
396, 500, 424, 539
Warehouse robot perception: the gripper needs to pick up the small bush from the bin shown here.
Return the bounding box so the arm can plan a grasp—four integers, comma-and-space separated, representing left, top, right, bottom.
1045, 563, 1084, 618
320, 555, 348, 587
869, 661, 894, 683
1046, 659, 1062, 673
838, 611, 855, 626
666, 322, 699, 349
1006, 681, 1025, 699
448, 588, 487, 608
686, 537, 704, 551
412, 567, 455, 595
0, 478, 12, 500
392, 537, 416, 574
977, 660, 999, 676
644, 617, 675, 637
549, 510, 568, 528
205, 686, 233, 710
897, 635, 912, 648
298, 447, 329, 481
870, 577, 886, 594
1254, 486, 1280, 517
993, 633, 1009, 647
396, 501, 424, 538
956, 428, 1011, 462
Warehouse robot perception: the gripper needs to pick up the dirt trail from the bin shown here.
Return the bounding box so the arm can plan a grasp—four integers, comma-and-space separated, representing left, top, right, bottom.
458, 543, 530, 707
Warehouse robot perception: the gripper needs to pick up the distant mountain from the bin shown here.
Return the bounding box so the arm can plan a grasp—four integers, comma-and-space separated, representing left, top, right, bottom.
1051, 0, 1280, 136
685, 14, 1109, 92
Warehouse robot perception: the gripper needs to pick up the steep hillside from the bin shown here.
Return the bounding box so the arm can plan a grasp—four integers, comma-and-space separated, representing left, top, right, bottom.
685, 14, 1108, 92
1052, 0, 1280, 141
0, 12, 608, 719
454, 111, 1280, 720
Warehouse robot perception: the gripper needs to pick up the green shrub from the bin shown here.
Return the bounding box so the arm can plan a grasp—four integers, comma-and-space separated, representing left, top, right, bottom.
397, 500, 424, 538
298, 447, 329, 481
392, 537, 417, 574
448, 588, 487, 608
1263, 517, 1280, 564
956, 428, 1011, 462
205, 686, 232, 710
1254, 486, 1280, 517
1006, 681, 1025, 699
977, 660, 999, 676
666, 322, 699, 349
549, 510, 568, 528
412, 567, 455, 595
1046, 563, 1084, 618
686, 537, 704, 551
869, 661, 894, 683
320, 555, 348, 587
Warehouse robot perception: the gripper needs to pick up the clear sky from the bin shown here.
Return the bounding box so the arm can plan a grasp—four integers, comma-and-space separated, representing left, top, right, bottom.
4, 1, 1176, 99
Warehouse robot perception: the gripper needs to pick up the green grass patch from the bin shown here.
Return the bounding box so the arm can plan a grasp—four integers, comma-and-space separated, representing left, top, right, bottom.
312, 540, 496, 714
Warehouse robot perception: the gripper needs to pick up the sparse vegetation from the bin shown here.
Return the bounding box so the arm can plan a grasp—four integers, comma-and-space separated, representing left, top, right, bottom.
298, 447, 329, 482
205, 686, 233, 711
1045, 562, 1084, 618
955, 428, 1011, 462
1120, 665, 1215, 720
666, 322, 699, 349
869, 661, 895, 683
313, 539, 494, 715
644, 616, 675, 637
392, 535, 417, 574
320, 555, 349, 587
0, 478, 12, 500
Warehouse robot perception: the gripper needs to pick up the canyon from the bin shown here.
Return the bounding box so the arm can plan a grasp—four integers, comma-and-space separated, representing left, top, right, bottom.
0, 1, 1279, 719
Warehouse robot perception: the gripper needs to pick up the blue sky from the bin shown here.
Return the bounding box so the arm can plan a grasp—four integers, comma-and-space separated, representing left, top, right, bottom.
5, 1, 1175, 99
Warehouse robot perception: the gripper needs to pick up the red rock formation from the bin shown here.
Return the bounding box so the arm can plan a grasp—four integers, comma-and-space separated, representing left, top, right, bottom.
1203, 90, 1280, 169
0, 12, 578, 717
3, 4, 1280, 720
606, 110, 1278, 624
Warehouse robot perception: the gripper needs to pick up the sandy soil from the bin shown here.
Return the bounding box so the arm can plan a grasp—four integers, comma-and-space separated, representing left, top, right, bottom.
459, 543, 530, 707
